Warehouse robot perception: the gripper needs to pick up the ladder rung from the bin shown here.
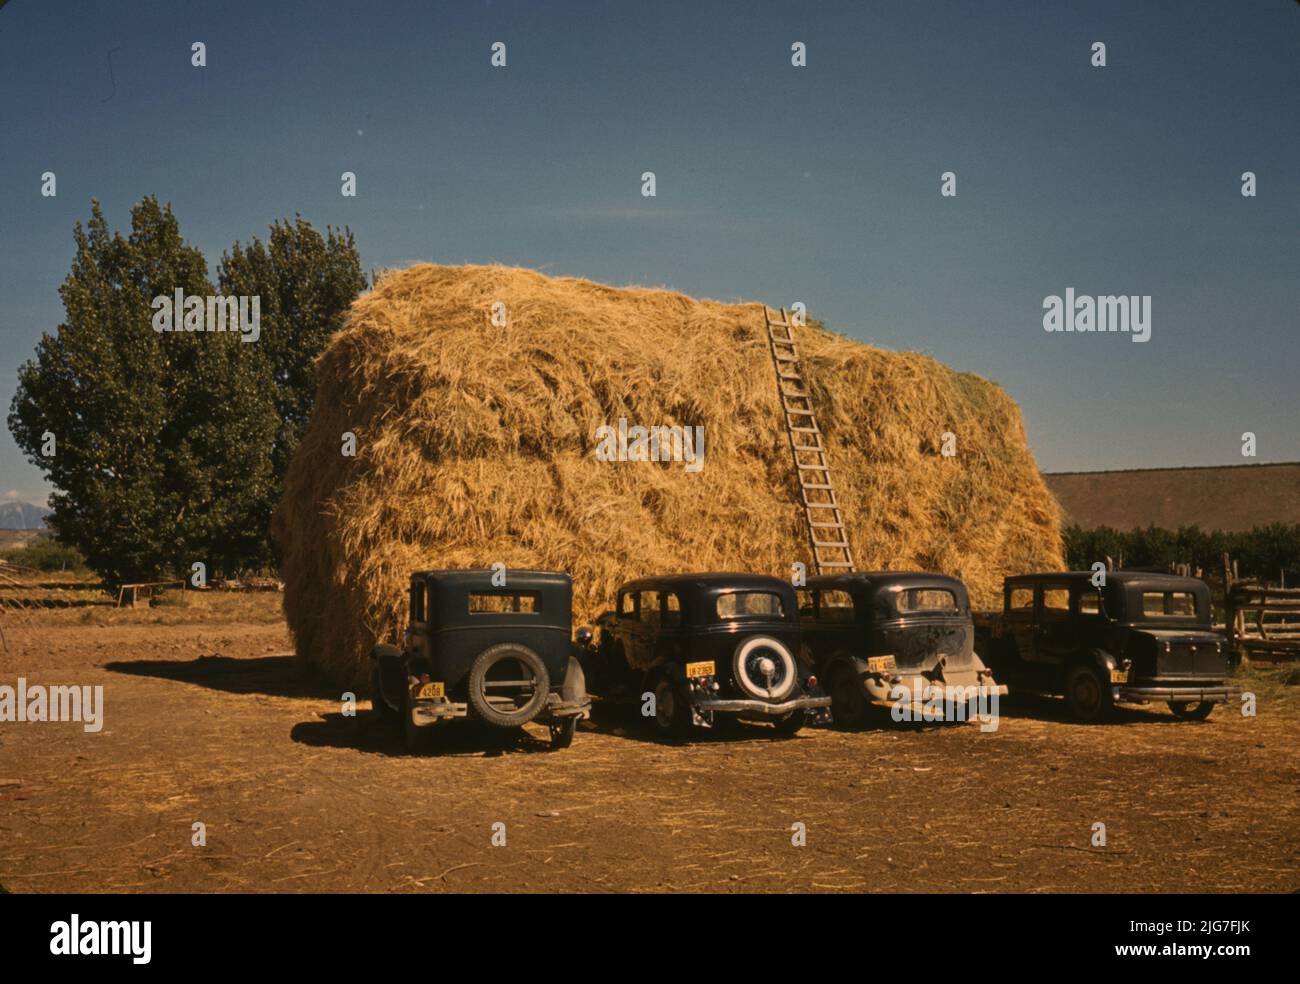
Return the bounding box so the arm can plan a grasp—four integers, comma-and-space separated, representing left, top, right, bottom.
800, 481, 834, 490
796, 462, 829, 471
814, 540, 850, 549
804, 503, 842, 511
773, 351, 800, 363
781, 388, 811, 399
789, 423, 820, 433
785, 407, 816, 417
792, 443, 823, 452
817, 561, 855, 569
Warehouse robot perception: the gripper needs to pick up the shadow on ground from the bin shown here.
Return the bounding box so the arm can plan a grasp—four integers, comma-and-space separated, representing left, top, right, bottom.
105, 653, 335, 700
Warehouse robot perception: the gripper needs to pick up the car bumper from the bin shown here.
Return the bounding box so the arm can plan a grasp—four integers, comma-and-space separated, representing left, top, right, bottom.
1117, 683, 1240, 703
409, 694, 591, 728
693, 694, 832, 716
865, 677, 1008, 704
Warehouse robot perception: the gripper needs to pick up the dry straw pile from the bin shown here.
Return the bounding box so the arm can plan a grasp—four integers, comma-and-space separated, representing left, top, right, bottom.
275, 264, 1062, 688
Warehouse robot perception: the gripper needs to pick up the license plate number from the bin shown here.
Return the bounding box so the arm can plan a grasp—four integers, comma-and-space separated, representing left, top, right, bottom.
1109, 669, 1129, 684
867, 655, 897, 674
685, 661, 715, 678
412, 682, 445, 699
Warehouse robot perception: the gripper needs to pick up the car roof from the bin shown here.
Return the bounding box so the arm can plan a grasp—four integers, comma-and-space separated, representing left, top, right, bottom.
616, 572, 792, 594
807, 571, 966, 590
413, 569, 571, 591
1005, 571, 1205, 588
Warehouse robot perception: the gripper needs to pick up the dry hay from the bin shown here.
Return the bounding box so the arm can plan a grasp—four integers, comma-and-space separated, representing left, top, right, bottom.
274, 264, 1062, 689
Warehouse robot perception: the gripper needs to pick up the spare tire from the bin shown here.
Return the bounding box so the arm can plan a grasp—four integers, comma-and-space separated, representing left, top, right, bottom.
732, 635, 798, 702
466, 643, 551, 728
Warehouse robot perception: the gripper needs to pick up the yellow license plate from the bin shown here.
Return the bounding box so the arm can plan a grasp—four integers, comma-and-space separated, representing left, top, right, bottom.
412, 682, 445, 700
867, 655, 897, 674
1109, 669, 1129, 684
685, 661, 715, 679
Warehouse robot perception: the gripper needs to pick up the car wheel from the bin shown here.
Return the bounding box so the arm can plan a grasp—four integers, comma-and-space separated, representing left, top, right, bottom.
651, 676, 690, 737
772, 709, 805, 737
467, 644, 551, 728
371, 666, 399, 726
732, 636, 798, 702
400, 682, 424, 753
1168, 700, 1215, 721
830, 662, 866, 728
548, 716, 579, 749
1064, 662, 1113, 723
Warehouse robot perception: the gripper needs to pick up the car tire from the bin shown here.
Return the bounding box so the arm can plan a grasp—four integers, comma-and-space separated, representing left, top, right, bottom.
548, 715, 579, 749
1064, 661, 1113, 723
830, 661, 867, 729
467, 644, 551, 728
732, 635, 798, 702
371, 666, 400, 726
1168, 700, 1215, 721
400, 682, 424, 753
651, 675, 691, 737
772, 709, 805, 737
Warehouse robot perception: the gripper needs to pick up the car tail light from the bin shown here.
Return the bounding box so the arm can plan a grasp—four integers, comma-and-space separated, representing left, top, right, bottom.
807, 675, 818, 688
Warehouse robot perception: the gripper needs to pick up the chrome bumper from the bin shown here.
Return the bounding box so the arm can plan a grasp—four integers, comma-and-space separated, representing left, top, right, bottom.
693, 694, 831, 716
1118, 684, 1240, 703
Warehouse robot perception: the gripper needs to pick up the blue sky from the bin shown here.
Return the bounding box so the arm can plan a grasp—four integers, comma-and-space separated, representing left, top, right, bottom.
1, 0, 1297, 504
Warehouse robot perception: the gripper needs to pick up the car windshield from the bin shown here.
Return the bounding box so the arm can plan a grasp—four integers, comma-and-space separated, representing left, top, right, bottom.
716, 591, 785, 620
896, 587, 958, 613
1137, 590, 1199, 619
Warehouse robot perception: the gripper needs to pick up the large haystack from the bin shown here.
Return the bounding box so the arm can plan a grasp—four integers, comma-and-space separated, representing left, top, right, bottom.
275, 264, 1062, 689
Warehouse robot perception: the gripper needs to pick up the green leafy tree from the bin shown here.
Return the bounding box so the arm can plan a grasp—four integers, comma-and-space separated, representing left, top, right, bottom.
8, 198, 277, 585
219, 217, 365, 561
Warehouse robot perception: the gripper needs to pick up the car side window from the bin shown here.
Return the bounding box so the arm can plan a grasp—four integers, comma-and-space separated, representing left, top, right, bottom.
1076, 589, 1102, 616
410, 581, 426, 623
662, 591, 681, 626
1009, 587, 1034, 611
796, 589, 815, 617
1040, 585, 1071, 619
638, 590, 660, 628
817, 589, 854, 623
618, 591, 636, 619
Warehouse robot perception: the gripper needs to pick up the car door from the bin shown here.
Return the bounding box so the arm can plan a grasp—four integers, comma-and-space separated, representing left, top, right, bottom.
1032, 581, 1075, 675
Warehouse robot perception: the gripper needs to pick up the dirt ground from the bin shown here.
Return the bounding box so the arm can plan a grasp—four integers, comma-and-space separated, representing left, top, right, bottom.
1, 594, 1297, 893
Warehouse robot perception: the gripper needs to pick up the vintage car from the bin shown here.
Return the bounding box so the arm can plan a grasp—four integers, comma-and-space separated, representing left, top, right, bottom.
798, 572, 1007, 726
973, 571, 1240, 722
370, 569, 590, 750
584, 573, 831, 737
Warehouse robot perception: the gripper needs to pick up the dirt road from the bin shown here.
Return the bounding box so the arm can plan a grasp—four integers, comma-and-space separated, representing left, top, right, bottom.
2, 599, 1297, 893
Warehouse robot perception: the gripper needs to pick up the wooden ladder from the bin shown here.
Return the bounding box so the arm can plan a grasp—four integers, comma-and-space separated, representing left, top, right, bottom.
761, 305, 855, 575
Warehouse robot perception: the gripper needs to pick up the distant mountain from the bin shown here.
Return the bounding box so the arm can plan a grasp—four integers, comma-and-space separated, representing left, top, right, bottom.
0, 501, 51, 530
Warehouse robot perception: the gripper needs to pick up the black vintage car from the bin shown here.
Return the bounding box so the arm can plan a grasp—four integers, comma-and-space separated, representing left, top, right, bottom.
798, 572, 1007, 726
584, 573, 831, 737
973, 572, 1240, 722
370, 569, 590, 750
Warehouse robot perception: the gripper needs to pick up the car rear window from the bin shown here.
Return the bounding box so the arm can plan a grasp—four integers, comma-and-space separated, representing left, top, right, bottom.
468, 592, 539, 614
716, 591, 785, 619
896, 588, 958, 613
817, 589, 854, 621
1141, 591, 1198, 617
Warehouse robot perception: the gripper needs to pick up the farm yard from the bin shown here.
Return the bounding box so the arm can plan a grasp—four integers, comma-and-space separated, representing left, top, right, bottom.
1, 590, 1296, 894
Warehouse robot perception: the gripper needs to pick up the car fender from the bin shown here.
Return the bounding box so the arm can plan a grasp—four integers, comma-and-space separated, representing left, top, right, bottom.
1066, 648, 1117, 684
559, 655, 588, 704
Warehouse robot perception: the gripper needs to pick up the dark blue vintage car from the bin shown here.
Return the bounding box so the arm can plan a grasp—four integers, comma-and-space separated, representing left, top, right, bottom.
370, 569, 590, 750
798, 572, 1006, 727
974, 571, 1239, 722
584, 573, 831, 737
